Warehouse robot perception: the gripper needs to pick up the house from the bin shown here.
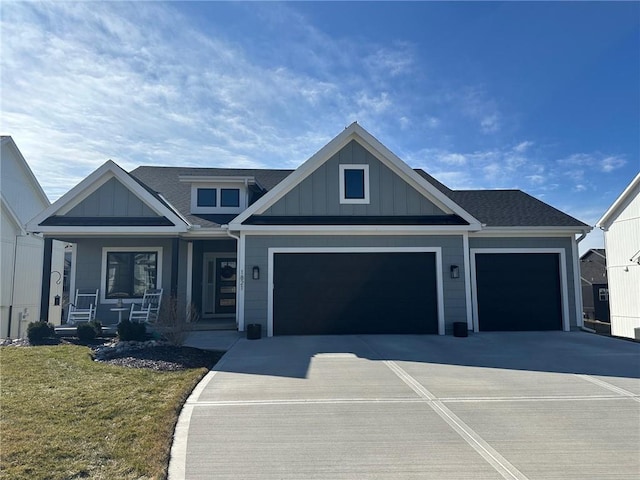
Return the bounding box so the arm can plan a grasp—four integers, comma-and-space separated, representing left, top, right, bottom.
580, 248, 609, 323
596, 173, 640, 339
27, 123, 591, 336
1, 137, 51, 338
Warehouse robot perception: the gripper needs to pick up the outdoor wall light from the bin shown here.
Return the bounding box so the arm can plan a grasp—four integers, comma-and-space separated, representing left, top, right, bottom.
450, 265, 460, 279
54, 295, 61, 306
252, 266, 260, 280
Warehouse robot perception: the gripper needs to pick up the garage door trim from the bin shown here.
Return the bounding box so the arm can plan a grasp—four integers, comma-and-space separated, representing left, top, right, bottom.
267, 247, 445, 337
470, 248, 570, 332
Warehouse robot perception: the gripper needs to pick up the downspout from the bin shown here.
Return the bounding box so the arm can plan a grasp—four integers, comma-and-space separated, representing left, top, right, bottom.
8, 233, 20, 338
574, 229, 592, 333
223, 226, 243, 330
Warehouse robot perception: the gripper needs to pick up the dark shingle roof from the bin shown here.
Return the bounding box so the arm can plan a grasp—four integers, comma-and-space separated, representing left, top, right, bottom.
129, 165, 588, 229
130, 166, 293, 228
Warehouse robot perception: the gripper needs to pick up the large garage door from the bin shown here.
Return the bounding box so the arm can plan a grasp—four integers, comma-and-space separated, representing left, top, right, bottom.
475, 253, 562, 331
273, 252, 438, 335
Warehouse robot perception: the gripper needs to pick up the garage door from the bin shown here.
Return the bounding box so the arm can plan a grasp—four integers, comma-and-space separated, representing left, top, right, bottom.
475, 253, 562, 331
273, 252, 438, 335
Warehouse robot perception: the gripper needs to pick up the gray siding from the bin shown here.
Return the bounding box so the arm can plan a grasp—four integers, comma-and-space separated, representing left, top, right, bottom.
65, 237, 175, 323
66, 178, 158, 217
244, 234, 466, 333
262, 140, 446, 217
469, 236, 579, 328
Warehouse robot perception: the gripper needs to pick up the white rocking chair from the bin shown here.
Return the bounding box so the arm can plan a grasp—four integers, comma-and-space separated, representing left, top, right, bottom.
128, 288, 163, 323
67, 289, 99, 324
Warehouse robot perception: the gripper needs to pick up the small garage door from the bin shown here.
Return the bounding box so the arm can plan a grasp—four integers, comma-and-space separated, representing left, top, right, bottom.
475, 253, 563, 331
273, 252, 438, 335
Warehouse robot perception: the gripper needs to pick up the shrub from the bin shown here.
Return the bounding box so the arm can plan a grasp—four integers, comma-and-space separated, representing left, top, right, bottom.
117, 320, 147, 342
76, 323, 96, 342
27, 321, 55, 344
156, 296, 200, 345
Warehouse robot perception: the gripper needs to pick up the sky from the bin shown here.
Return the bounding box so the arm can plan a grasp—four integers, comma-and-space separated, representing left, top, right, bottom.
1, 1, 639, 253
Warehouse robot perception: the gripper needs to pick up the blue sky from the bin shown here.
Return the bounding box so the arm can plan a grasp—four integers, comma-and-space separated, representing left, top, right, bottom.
1, 1, 638, 252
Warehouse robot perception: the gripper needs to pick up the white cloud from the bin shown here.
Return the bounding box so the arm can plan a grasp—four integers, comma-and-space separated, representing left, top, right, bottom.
514, 141, 534, 153
601, 156, 626, 172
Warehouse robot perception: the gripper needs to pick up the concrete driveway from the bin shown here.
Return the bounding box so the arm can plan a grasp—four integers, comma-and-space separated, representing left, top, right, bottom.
170, 332, 640, 479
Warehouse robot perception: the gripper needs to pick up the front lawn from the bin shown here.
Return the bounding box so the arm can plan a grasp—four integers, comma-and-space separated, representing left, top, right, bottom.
1, 344, 215, 479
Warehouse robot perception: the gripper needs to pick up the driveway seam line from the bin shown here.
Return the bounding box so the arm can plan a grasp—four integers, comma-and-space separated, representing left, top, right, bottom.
574, 374, 640, 403
383, 360, 529, 480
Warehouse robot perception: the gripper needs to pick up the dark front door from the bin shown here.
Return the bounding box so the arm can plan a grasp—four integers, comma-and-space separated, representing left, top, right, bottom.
475, 253, 563, 331
273, 252, 438, 335
215, 258, 237, 315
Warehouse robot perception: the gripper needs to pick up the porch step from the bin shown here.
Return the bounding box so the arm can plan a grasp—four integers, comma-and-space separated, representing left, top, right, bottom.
187, 320, 238, 331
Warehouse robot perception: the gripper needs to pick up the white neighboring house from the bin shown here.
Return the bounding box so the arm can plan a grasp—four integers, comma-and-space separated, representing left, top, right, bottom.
597, 173, 640, 340
1, 136, 53, 338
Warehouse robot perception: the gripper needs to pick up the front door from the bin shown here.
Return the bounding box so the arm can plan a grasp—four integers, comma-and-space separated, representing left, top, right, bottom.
202, 255, 237, 316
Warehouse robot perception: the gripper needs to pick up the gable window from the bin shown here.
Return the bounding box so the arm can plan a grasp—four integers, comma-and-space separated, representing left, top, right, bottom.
221, 188, 240, 207
197, 188, 217, 207
339, 164, 370, 204
101, 247, 162, 302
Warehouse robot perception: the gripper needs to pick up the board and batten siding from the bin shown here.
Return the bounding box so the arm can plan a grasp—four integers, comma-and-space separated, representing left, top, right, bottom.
261, 140, 446, 217
243, 234, 466, 334
65, 177, 158, 217
64, 237, 175, 323
603, 186, 640, 339
469, 236, 579, 328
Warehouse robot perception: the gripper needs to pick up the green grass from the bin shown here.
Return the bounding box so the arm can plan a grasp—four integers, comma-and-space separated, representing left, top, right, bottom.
1, 345, 213, 480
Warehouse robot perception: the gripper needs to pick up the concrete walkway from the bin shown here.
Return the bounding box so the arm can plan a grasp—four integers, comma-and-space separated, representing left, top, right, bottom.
170, 332, 640, 479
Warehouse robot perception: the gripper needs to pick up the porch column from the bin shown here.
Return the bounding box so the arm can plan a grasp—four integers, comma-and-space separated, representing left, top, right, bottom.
40, 237, 53, 322
171, 238, 179, 297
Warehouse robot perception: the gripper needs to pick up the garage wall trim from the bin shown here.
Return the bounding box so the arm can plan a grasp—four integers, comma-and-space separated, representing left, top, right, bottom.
469, 248, 570, 332
267, 246, 445, 337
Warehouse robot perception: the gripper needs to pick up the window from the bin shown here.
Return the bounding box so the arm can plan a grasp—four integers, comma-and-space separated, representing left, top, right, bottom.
339, 164, 370, 204
221, 188, 240, 207
598, 288, 609, 302
344, 169, 365, 199
102, 247, 162, 302
197, 188, 217, 207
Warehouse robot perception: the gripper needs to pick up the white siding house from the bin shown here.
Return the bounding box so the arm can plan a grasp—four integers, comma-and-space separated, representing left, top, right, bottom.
0, 137, 51, 338
597, 173, 640, 339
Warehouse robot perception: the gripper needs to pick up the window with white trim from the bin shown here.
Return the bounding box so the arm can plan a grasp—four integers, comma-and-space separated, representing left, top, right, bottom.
197, 188, 217, 207
189, 184, 246, 214
339, 164, 370, 204
101, 247, 162, 302
598, 288, 609, 302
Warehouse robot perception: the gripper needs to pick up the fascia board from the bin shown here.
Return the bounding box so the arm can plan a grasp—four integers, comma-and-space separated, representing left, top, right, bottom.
596, 172, 640, 229
178, 175, 256, 183
37, 225, 186, 236
228, 224, 473, 234
230, 125, 357, 226
471, 226, 592, 237
1, 195, 26, 234
27, 160, 188, 231
181, 229, 232, 239
2, 137, 50, 207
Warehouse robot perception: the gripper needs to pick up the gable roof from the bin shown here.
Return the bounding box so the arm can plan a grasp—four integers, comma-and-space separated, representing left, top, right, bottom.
230, 123, 483, 229
27, 160, 189, 234
580, 249, 608, 285
597, 172, 640, 229
0, 135, 51, 217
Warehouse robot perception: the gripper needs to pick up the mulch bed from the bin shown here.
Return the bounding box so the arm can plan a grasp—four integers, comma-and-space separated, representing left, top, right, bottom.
99, 345, 223, 371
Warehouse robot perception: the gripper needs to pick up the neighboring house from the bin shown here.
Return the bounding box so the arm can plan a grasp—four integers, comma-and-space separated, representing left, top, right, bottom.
1, 136, 50, 338
579, 248, 609, 322
27, 123, 591, 336
597, 173, 640, 339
